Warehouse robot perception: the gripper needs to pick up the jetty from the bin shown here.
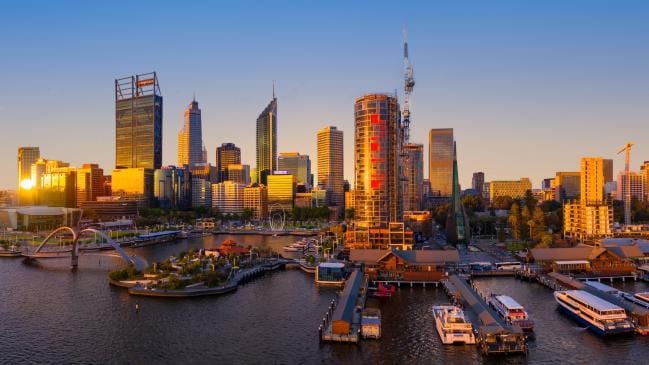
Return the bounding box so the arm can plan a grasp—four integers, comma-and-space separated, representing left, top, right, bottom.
447, 275, 527, 356
319, 270, 368, 343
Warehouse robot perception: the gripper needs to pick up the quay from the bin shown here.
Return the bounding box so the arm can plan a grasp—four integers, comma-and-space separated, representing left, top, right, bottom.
319, 270, 368, 343
448, 275, 527, 356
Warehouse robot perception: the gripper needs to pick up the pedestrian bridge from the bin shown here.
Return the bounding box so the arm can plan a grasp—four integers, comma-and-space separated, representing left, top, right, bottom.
23, 226, 146, 271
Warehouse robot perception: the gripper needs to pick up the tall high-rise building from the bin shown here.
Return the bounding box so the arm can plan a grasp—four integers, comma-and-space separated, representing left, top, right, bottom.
153, 166, 191, 210
111, 168, 154, 207
226, 164, 250, 185
471, 172, 485, 195
17, 147, 40, 204
353, 93, 402, 226
177, 99, 205, 167
317, 126, 344, 209
641, 161, 649, 202
603, 159, 614, 183
552, 172, 581, 202
278, 152, 311, 189
216, 143, 241, 182
41, 166, 77, 208
191, 178, 212, 209
76, 164, 105, 207
256, 97, 277, 185
564, 157, 612, 240
402, 143, 424, 211
243, 185, 268, 220
115, 72, 163, 170
616, 171, 644, 202
428, 128, 454, 197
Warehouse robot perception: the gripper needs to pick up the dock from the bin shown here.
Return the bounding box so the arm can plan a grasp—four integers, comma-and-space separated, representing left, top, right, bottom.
448, 275, 527, 356
319, 270, 368, 343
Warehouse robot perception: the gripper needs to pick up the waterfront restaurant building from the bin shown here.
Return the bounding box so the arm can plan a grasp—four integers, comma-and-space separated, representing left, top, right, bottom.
529, 246, 638, 276
349, 249, 459, 282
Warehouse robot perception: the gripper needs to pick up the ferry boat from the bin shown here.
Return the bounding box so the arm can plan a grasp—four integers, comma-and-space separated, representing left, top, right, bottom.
489, 295, 534, 333
315, 262, 346, 286
621, 291, 649, 309
432, 305, 476, 345
554, 290, 635, 336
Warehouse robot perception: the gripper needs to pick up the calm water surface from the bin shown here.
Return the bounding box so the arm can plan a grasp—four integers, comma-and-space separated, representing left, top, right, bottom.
1, 235, 648, 364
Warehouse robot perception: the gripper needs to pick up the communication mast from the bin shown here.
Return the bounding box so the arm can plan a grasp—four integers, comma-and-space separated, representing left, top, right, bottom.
402, 27, 415, 144
617, 141, 635, 227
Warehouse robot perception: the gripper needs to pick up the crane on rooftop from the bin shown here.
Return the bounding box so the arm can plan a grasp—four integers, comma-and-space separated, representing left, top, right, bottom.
617, 141, 635, 227
401, 27, 415, 145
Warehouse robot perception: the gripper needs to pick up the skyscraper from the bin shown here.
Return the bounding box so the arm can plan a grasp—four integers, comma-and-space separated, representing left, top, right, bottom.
76, 164, 105, 207
278, 152, 311, 189
154, 166, 191, 210
177, 99, 205, 167
17, 147, 40, 204
472, 172, 485, 196
353, 93, 401, 226
429, 128, 454, 198
256, 97, 277, 185
216, 143, 241, 182
115, 72, 163, 170
447, 142, 469, 244
267, 172, 295, 211
317, 126, 344, 209
402, 143, 424, 211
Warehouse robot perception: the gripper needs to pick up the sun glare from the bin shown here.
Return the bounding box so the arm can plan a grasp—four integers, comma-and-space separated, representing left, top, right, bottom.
20, 178, 34, 190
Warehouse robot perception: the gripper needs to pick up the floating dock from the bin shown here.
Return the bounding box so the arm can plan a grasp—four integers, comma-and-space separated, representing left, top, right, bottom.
319, 270, 368, 343
448, 275, 527, 356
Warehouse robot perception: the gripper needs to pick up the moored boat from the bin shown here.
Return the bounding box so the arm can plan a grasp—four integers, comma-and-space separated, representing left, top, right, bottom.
432, 305, 476, 345
361, 308, 381, 339
554, 290, 635, 336
489, 295, 534, 333
621, 291, 649, 309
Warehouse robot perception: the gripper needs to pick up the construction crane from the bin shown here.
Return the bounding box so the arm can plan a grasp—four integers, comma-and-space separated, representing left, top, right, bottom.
401, 27, 415, 144
617, 141, 635, 227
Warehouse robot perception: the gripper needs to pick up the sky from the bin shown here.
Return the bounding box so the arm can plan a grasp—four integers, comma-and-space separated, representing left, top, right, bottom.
1, 0, 648, 190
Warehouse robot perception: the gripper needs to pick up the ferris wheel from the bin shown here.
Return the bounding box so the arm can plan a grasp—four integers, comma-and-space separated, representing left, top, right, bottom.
268, 203, 286, 232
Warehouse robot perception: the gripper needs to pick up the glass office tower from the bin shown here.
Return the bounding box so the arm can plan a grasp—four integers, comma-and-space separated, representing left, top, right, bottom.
115, 72, 163, 170
428, 128, 454, 197
256, 97, 277, 185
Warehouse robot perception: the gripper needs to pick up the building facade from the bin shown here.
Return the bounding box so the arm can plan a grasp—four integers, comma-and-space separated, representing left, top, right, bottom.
488, 178, 532, 202
267, 172, 295, 212
177, 99, 206, 167
471, 172, 485, 196
226, 164, 250, 185
256, 97, 277, 185
278, 152, 312, 190
317, 126, 345, 209
212, 181, 245, 214
191, 178, 212, 209
243, 185, 268, 220
153, 166, 191, 210
552, 171, 580, 202
17, 147, 40, 205
111, 168, 154, 207
616, 171, 644, 202
402, 143, 424, 211
428, 128, 454, 197
115, 72, 163, 170
75, 164, 105, 208
216, 143, 241, 182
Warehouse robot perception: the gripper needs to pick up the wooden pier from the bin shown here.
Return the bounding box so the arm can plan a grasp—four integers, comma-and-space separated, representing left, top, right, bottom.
319, 270, 368, 344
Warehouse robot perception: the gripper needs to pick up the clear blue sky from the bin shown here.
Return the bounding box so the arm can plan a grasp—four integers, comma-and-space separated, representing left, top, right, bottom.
1, 1, 648, 190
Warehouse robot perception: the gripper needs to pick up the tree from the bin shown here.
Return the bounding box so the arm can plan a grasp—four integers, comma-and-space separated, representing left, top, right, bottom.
508, 203, 521, 241
531, 206, 546, 241
462, 195, 485, 215
241, 208, 254, 222
520, 205, 531, 241
537, 232, 553, 248
492, 196, 514, 210
523, 190, 538, 213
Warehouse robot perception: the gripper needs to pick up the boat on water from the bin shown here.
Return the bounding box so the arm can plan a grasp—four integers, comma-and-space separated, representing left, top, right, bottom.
432, 305, 476, 345
489, 295, 534, 333
621, 292, 649, 309
298, 260, 317, 274
282, 245, 303, 252
361, 308, 381, 339
371, 282, 396, 298
315, 262, 346, 286
554, 290, 635, 336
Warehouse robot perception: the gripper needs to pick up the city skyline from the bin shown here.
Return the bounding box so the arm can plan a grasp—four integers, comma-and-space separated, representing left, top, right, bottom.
1, 1, 648, 190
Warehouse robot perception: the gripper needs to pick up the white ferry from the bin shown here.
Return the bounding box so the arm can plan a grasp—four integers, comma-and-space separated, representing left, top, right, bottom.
432, 305, 476, 345
489, 295, 534, 333
554, 290, 635, 336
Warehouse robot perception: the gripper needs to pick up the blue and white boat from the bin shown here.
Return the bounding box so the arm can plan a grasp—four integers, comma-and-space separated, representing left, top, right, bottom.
554, 290, 635, 336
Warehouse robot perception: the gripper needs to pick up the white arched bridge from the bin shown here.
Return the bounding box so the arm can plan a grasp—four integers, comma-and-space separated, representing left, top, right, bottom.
24, 226, 146, 271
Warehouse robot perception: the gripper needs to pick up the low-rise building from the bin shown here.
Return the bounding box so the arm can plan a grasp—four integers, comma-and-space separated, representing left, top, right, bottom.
212, 181, 245, 214
349, 249, 459, 282
243, 185, 268, 220
488, 178, 532, 202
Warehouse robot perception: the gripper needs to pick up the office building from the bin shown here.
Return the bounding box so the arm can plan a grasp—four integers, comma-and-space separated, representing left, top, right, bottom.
317, 126, 344, 208
295, 192, 313, 208
603, 159, 614, 183
243, 185, 268, 220
41, 167, 77, 208
115, 72, 163, 170
75, 164, 105, 207
428, 128, 454, 198
212, 181, 245, 214
488, 178, 532, 202
191, 178, 212, 209
188, 163, 218, 184
564, 157, 613, 240
616, 171, 644, 202
216, 143, 241, 182
267, 172, 295, 211
641, 161, 649, 202
226, 164, 250, 185
552, 172, 581, 202
177, 98, 206, 167
153, 166, 191, 210
17, 147, 40, 205
311, 188, 328, 207
256, 97, 277, 185
278, 152, 312, 189
402, 143, 424, 211
472, 172, 485, 196
345, 190, 355, 210
111, 168, 154, 207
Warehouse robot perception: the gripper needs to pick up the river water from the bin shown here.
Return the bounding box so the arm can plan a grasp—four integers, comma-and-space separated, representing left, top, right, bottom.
1, 235, 649, 364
